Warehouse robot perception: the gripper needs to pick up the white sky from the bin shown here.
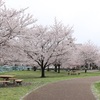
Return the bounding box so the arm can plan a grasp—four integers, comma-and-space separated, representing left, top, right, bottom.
5, 0, 100, 46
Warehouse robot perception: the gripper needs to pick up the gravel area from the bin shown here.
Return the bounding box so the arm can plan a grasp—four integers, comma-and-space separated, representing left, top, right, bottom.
23, 76, 100, 100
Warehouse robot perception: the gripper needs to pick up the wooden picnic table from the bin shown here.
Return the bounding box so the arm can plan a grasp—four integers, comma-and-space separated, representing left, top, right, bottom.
0, 75, 14, 80
0, 75, 23, 86
0, 75, 14, 86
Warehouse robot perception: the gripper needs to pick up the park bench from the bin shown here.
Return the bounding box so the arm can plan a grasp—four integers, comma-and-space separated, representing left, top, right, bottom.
71, 71, 80, 75
68, 70, 80, 75
0, 80, 10, 86
15, 79, 23, 85
8, 78, 23, 85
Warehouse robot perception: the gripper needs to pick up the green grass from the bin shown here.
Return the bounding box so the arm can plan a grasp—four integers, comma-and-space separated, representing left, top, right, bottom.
93, 82, 100, 100
0, 70, 100, 100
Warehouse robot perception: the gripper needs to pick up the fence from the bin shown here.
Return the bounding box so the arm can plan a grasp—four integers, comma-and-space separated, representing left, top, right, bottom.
0, 65, 32, 73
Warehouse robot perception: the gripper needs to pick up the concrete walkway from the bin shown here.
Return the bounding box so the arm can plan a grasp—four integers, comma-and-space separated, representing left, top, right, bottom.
23, 76, 100, 100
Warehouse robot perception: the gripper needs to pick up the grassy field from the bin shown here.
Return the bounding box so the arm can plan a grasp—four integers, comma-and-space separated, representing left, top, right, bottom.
0, 70, 100, 100
93, 82, 100, 100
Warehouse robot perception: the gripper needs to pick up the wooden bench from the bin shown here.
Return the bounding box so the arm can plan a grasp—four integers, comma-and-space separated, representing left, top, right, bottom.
68, 70, 80, 75
15, 79, 23, 85
9, 78, 17, 84
0, 81, 10, 86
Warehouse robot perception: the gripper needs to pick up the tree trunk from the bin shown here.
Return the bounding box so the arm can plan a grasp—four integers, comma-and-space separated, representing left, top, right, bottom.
47, 66, 50, 71
40, 59, 46, 78
41, 67, 45, 77
85, 68, 87, 73
58, 64, 60, 73
54, 64, 57, 72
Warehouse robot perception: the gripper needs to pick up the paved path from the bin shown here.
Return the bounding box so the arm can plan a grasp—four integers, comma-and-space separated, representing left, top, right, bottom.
23, 76, 100, 100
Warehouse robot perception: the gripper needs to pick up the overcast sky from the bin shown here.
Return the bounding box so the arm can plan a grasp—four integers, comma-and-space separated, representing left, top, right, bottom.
5, 0, 100, 46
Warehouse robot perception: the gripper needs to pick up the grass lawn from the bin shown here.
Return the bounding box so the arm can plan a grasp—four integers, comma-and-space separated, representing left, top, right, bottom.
93, 82, 100, 100
0, 70, 100, 100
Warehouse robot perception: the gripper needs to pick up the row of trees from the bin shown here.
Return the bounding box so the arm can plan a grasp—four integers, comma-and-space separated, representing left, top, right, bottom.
0, 0, 100, 77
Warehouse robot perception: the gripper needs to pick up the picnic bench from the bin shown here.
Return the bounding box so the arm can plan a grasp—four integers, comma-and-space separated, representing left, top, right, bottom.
0, 80, 10, 86
9, 78, 23, 85
68, 70, 80, 75
0, 75, 23, 86
15, 79, 23, 85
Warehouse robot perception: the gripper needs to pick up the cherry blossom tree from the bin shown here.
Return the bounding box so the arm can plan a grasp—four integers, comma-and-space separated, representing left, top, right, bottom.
76, 42, 99, 71
0, 0, 36, 65
65, 44, 83, 69
0, 42, 29, 66
93, 51, 100, 70
22, 19, 75, 77
0, 0, 36, 47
